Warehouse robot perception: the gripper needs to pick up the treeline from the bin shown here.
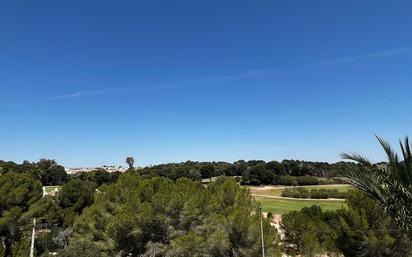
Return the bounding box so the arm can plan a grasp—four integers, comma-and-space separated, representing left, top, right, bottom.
1, 159, 359, 187
0, 159, 120, 186
140, 160, 359, 185
281, 187, 347, 199
282, 190, 412, 257
0, 159, 69, 185
259, 174, 330, 186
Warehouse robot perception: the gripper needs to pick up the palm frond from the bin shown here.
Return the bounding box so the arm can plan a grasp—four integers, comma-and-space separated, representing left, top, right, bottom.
342, 136, 412, 236
399, 137, 412, 185
340, 153, 373, 166
376, 136, 400, 171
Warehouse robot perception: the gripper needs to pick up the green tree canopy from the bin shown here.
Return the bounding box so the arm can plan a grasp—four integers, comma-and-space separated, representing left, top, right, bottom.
58, 179, 97, 226
72, 173, 280, 257
282, 190, 411, 257
0, 173, 42, 256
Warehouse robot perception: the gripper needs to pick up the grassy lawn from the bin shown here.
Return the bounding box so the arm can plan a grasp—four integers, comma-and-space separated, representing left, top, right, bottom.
255, 196, 346, 214
201, 177, 219, 183
248, 184, 352, 197
247, 184, 351, 214
43, 186, 62, 193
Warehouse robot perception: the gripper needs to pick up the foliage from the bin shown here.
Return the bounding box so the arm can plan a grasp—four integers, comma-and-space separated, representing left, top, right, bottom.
72, 173, 281, 257
10, 238, 30, 257
200, 164, 216, 180
282, 205, 340, 256
139, 160, 358, 184
58, 179, 97, 226
336, 191, 411, 257
35, 159, 69, 186
272, 175, 299, 186
0, 156, 405, 257
241, 164, 275, 185
34, 232, 59, 256
21, 197, 63, 226
274, 175, 324, 186
282, 190, 412, 257
0, 159, 69, 186
58, 239, 104, 257
76, 169, 120, 186
126, 157, 135, 170
342, 136, 412, 236
281, 187, 346, 199
1, 158, 357, 187
0, 173, 42, 256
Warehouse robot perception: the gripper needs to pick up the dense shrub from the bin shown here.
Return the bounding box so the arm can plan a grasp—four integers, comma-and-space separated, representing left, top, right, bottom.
282, 191, 412, 257
271, 175, 326, 186
281, 187, 346, 199
310, 189, 345, 199
273, 175, 299, 186
296, 176, 320, 185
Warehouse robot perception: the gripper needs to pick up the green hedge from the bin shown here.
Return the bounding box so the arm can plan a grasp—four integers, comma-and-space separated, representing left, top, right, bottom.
281, 187, 346, 199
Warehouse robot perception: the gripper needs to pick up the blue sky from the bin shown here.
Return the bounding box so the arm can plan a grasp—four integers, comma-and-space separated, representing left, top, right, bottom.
1, 0, 411, 167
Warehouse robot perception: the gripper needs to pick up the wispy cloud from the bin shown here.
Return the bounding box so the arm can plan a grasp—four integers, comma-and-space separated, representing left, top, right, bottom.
228, 69, 281, 79
50, 85, 178, 100
307, 46, 412, 68
51, 88, 136, 100
50, 46, 412, 100
50, 69, 280, 100
51, 90, 106, 100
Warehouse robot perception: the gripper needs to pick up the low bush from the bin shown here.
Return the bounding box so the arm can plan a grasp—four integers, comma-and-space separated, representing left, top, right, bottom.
296, 176, 320, 185
273, 175, 299, 186
272, 175, 326, 186
281, 187, 346, 199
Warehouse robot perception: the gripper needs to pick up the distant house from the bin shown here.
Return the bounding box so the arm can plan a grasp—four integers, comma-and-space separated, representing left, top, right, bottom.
42, 186, 62, 197
65, 165, 127, 174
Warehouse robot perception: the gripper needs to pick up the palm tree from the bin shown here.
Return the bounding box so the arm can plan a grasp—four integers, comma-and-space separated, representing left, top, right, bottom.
125, 157, 135, 170
342, 136, 412, 236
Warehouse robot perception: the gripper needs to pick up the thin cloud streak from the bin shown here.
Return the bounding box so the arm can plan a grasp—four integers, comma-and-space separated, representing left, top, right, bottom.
50, 87, 140, 100
50, 69, 281, 100
51, 46, 411, 100
51, 86, 174, 100
51, 89, 112, 100
308, 46, 412, 68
